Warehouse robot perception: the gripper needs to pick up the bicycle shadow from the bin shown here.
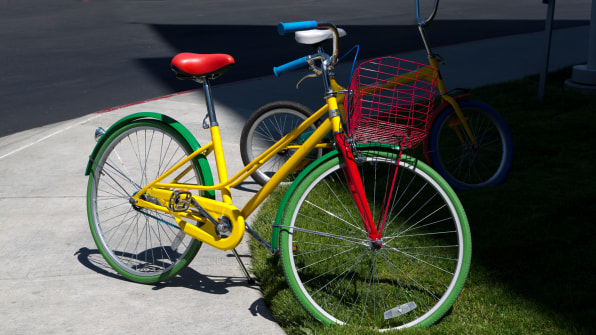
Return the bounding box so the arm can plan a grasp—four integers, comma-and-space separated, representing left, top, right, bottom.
74, 247, 257, 295
233, 181, 260, 194
75, 247, 277, 322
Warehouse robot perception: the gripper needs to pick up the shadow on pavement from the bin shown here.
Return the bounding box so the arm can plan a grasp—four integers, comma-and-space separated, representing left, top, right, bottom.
139, 19, 589, 90
74, 247, 259, 295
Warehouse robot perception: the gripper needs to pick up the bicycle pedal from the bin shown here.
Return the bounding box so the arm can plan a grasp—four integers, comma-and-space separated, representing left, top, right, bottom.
168, 190, 193, 212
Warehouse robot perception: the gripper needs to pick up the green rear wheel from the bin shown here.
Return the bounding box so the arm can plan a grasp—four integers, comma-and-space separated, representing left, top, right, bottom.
87, 120, 208, 284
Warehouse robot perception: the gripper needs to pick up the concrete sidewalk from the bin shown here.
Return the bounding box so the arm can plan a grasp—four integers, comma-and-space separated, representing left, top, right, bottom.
0, 25, 589, 334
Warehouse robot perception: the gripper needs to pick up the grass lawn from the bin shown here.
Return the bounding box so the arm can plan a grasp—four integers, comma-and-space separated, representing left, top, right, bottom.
247, 67, 596, 334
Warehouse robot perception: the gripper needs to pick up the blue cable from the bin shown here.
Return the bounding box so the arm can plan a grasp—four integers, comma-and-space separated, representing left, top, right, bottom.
338, 44, 360, 82
338, 44, 360, 135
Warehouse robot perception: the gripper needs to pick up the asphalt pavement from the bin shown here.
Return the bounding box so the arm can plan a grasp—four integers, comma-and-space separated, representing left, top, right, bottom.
0, 8, 592, 335
0, 0, 590, 137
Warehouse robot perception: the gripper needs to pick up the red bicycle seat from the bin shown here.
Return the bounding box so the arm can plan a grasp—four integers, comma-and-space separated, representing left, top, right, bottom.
171, 53, 235, 80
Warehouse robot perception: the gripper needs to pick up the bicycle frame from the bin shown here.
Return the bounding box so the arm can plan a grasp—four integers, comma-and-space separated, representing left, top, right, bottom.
128, 84, 349, 251
417, 0, 476, 146
426, 56, 477, 146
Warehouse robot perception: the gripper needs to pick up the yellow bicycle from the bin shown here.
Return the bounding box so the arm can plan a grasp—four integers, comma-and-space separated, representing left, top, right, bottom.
85, 20, 471, 330
240, 0, 513, 190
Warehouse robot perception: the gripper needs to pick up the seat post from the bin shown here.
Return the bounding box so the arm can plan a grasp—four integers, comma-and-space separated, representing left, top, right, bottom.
201, 77, 218, 127
199, 76, 233, 205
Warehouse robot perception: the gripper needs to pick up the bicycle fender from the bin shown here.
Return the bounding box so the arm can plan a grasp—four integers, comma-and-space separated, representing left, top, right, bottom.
423, 93, 471, 164
432, 93, 472, 120
270, 142, 404, 251
84, 112, 215, 197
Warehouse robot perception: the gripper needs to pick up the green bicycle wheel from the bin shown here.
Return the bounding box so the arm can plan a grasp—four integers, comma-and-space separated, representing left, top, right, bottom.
87, 119, 208, 284
278, 146, 471, 330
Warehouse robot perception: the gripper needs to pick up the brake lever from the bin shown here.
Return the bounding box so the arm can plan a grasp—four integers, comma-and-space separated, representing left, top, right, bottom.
296, 65, 323, 89
296, 73, 318, 89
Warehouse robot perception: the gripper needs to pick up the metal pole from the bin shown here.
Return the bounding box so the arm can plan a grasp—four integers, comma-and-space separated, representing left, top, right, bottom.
539, 0, 556, 100
587, 0, 596, 70
565, 0, 596, 93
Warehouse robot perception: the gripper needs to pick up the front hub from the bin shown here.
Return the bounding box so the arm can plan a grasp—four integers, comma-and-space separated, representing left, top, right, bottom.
369, 239, 383, 250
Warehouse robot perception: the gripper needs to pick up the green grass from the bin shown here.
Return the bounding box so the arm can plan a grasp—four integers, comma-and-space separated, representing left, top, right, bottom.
247, 67, 596, 334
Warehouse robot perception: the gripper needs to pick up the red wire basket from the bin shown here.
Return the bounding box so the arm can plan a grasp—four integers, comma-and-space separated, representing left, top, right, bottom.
346, 57, 438, 148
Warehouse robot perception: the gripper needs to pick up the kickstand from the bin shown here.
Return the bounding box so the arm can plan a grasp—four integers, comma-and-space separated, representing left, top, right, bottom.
232, 248, 255, 285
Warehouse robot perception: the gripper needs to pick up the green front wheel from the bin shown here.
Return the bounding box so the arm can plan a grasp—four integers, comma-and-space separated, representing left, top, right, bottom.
278, 146, 471, 330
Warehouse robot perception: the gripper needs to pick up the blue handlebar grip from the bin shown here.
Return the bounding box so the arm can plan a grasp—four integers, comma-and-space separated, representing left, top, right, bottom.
273, 56, 309, 77
277, 21, 318, 35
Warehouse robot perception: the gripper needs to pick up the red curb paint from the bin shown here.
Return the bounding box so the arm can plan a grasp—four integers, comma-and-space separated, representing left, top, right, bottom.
95, 89, 199, 114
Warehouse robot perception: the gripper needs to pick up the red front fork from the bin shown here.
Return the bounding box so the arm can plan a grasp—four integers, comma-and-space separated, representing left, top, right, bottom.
333, 132, 382, 245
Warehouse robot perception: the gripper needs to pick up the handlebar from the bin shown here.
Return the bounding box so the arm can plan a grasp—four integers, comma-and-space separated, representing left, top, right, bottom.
415, 0, 440, 27
277, 21, 318, 35
273, 56, 310, 77
274, 21, 340, 76
275, 3, 440, 77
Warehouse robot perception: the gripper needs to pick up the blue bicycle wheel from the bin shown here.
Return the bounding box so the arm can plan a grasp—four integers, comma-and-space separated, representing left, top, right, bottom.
427, 100, 513, 190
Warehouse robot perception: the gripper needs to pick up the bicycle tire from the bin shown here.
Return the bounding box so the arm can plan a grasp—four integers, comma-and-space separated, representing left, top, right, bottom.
278, 145, 472, 330
240, 101, 321, 186
427, 100, 513, 190
87, 119, 208, 284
